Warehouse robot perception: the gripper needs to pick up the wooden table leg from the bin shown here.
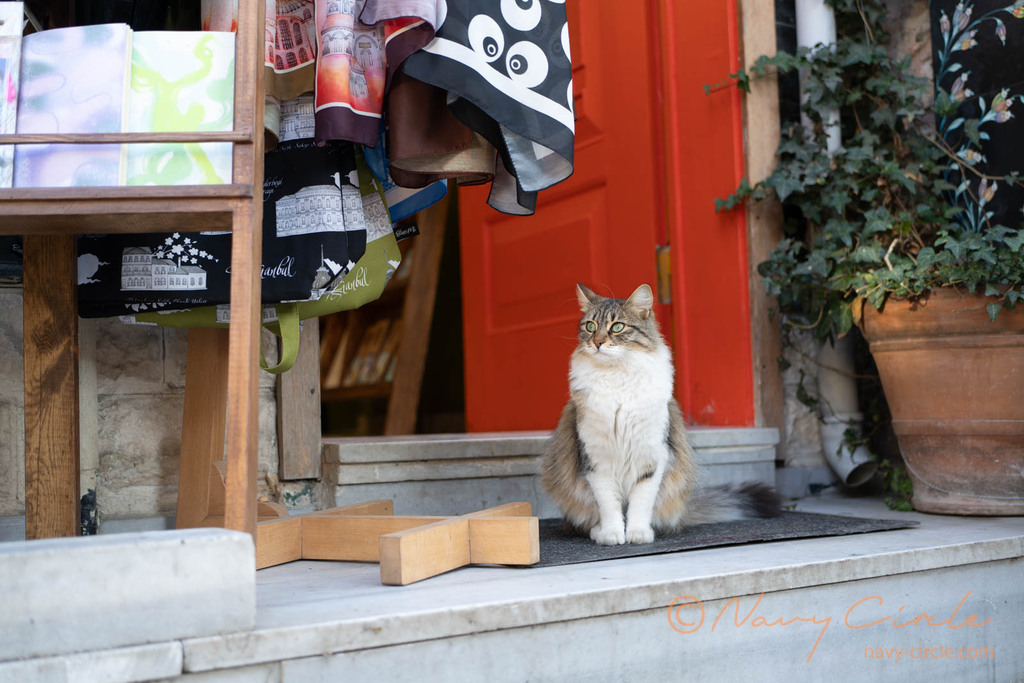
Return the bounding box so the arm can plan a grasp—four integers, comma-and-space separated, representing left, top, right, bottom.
223, 201, 262, 538
176, 327, 229, 529
23, 233, 80, 539
218, 0, 265, 540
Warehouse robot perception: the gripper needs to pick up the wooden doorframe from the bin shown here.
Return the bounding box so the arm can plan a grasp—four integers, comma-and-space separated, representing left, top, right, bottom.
738, 0, 785, 431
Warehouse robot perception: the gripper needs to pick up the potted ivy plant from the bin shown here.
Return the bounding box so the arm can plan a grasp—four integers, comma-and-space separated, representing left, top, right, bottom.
719, 0, 1024, 514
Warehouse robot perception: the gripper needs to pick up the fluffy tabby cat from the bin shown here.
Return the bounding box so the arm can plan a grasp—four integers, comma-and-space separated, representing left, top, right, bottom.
541, 283, 781, 545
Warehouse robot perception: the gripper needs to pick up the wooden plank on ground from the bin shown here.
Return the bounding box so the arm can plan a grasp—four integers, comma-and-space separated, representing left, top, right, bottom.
256, 517, 302, 569
303, 515, 445, 562
379, 518, 471, 586
468, 517, 540, 565
199, 512, 292, 527
246, 499, 539, 581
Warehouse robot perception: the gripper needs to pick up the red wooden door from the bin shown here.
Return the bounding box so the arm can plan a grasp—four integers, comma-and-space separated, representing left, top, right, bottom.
458, 0, 754, 431
458, 0, 666, 432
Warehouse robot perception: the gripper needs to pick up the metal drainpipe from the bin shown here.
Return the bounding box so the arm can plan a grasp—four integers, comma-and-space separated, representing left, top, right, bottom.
795, 0, 842, 152
797, 0, 878, 486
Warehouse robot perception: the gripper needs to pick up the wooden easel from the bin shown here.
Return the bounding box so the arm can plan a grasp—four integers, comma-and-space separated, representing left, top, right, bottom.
255, 500, 540, 585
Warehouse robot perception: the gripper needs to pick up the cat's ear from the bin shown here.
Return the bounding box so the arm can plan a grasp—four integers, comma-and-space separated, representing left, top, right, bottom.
576, 283, 598, 311
627, 284, 654, 319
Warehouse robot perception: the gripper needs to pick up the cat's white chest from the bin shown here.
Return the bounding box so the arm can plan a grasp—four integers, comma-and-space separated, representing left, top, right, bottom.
570, 348, 673, 477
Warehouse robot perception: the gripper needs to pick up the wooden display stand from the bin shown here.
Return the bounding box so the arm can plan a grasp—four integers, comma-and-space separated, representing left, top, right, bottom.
254, 500, 540, 585
2, 7, 486, 585
0, 1, 267, 539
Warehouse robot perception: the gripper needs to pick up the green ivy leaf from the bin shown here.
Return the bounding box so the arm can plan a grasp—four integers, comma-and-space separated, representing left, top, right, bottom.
796, 378, 819, 409
807, 251, 831, 277
770, 173, 806, 203
1005, 231, 1024, 253
851, 244, 884, 263
866, 287, 887, 311
916, 247, 937, 269
934, 89, 957, 117
835, 302, 855, 335
944, 236, 964, 260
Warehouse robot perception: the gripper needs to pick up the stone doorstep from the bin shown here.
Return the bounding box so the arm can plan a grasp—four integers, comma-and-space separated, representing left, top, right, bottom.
325, 431, 777, 519
324, 428, 780, 485
322, 427, 780, 463
0, 528, 256, 663
333, 475, 563, 518
334, 456, 540, 485
330, 448, 777, 486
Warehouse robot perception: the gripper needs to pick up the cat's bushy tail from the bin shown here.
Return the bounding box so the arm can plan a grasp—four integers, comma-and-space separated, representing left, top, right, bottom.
669, 482, 782, 528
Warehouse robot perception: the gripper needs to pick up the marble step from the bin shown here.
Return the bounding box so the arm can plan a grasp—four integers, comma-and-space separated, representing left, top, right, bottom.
322, 428, 779, 518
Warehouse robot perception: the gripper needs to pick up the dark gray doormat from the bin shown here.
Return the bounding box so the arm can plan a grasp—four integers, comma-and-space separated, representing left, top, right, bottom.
534, 511, 919, 567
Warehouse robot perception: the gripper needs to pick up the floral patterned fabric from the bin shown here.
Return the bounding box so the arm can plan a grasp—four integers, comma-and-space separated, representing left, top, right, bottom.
931, 0, 1024, 231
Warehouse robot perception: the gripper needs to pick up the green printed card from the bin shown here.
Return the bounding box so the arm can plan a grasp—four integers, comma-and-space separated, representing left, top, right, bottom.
125, 31, 235, 186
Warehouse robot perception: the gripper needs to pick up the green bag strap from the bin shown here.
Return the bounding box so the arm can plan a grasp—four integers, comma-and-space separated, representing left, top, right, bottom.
260, 303, 301, 374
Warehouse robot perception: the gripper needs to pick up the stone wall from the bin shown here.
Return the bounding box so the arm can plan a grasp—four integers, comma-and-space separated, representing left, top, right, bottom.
0, 289, 282, 530
0, 292, 25, 518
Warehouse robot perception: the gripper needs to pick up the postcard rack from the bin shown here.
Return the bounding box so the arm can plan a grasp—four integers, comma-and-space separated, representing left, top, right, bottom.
0, 0, 266, 540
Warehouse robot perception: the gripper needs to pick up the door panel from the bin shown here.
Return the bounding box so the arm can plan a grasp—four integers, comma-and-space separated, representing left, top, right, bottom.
486, 190, 605, 332
459, 0, 665, 432
659, 0, 755, 425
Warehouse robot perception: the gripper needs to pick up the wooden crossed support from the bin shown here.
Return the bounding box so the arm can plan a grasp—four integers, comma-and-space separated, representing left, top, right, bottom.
255, 500, 541, 585
179, 457, 539, 585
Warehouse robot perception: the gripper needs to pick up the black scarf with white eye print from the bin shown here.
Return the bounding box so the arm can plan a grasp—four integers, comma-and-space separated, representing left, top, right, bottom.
402, 0, 575, 215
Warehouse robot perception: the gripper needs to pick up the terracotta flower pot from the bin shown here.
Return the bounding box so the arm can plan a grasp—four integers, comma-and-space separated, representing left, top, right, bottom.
858, 288, 1024, 515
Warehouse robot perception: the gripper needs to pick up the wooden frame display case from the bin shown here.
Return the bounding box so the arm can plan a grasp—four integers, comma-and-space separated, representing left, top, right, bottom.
0, 1, 267, 539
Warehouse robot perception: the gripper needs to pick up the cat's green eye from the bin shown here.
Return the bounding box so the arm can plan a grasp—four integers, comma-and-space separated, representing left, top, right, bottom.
610, 322, 625, 333
584, 321, 597, 333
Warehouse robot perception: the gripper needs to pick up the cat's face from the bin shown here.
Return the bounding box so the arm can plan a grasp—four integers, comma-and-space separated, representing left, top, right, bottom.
575, 283, 660, 359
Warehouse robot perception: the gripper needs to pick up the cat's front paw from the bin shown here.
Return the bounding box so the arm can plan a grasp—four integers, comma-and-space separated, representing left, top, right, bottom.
626, 524, 655, 544
590, 524, 626, 545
